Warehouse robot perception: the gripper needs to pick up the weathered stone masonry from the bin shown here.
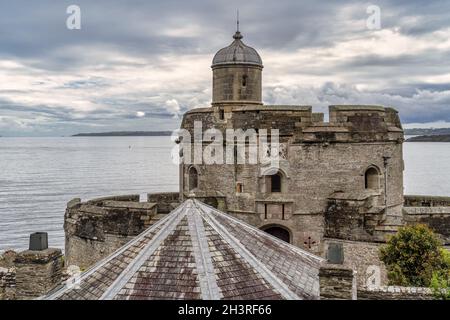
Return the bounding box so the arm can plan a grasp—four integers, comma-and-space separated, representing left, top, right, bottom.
0, 247, 63, 300
63, 29, 450, 293
404, 195, 450, 244
0, 267, 16, 300
6, 28, 449, 300
64, 193, 180, 269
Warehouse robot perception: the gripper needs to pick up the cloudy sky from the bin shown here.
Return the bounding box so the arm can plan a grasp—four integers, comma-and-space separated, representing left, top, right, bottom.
1, 0, 450, 136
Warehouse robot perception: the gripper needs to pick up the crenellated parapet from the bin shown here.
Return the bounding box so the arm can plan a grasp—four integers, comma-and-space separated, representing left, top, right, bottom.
403, 195, 450, 244
64, 193, 180, 270
181, 105, 403, 144
178, 103, 406, 255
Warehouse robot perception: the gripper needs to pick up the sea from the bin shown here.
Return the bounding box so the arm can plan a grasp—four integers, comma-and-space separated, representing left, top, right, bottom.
1, 136, 449, 252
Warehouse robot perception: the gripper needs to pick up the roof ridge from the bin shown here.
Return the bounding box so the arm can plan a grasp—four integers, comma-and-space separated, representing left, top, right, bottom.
193, 200, 301, 300
45, 199, 322, 300
195, 200, 325, 265
100, 202, 190, 300
187, 203, 222, 300
44, 202, 189, 300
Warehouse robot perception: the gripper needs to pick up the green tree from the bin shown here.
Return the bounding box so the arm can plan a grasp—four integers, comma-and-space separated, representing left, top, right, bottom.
379, 224, 444, 287
430, 249, 450, 300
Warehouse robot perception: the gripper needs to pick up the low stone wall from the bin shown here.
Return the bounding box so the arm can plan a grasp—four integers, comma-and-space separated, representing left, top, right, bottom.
404, 207, 450, 244
0, 267, 16, 300
0, 248, 65, 300
358, 286, 434, 300
65, 192, 180, 270
87, 194, 140, 204
319, 265, 356, 300
0, 250, 17, 300
404, 195, 450, 244
65, 233, 136, 271
0, 250, 17, 268
404, 195, 450, 207
65, 196, 158, 269
147, 192, 180, 213
14, 248, 63, 300
323, 238, 388, 288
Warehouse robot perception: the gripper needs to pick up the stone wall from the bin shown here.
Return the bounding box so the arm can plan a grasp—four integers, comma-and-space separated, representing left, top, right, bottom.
64, 193, 179, 270
180, 105, 404, 255
325, 195, 385, 242
405, 195, 450, 207
358, 286, 434, 300
322, 238, 388, 288
0, 250, 17, 268
14, 248, 63, 299
65, 196, 157, 269
147, 192, 180, 213
319, 264, 356, 300
65, 233, 136, 271
212, 65, 262, 104
0, 248, 65, 300
404, 195, 450, 244
404, 208, 450, 244
0, 267, 16, 300
0, 250, 17, 300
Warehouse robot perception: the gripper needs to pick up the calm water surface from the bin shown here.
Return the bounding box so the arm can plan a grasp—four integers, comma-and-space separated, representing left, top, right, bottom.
0, 137, 449, 252
0, 137, 178, 251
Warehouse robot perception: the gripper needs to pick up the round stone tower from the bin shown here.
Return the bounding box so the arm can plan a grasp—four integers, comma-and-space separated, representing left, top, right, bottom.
212, 30, 263, 105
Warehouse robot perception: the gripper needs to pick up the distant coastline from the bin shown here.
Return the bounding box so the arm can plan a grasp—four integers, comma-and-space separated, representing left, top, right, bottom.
406, 134, 450, 142
404, 128, 450, 136
72, 131, 173, 137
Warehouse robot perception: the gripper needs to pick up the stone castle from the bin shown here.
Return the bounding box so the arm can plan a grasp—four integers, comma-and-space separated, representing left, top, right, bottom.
63, 29, 449, 288
2, 28, 449, 300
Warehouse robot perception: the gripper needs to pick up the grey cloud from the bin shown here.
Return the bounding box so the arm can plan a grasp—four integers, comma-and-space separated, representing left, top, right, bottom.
264, 82, 450, 124
1, 0, 450, 136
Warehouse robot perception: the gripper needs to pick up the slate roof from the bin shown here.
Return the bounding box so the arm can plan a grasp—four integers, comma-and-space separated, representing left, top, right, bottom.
45, 199, 324, 300
212, 31, 263, 67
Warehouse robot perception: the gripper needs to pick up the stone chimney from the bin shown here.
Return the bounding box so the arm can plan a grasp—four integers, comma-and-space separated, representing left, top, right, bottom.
319, 264, 357, 300
14, 233, 63, 299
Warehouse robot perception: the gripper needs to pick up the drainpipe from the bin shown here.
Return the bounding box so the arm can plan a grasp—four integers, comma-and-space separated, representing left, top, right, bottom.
383, 156, 390, 213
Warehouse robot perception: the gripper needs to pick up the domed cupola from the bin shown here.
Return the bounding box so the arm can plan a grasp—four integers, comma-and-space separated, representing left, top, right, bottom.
212, 31, 263, 67
211, 29, 263, 106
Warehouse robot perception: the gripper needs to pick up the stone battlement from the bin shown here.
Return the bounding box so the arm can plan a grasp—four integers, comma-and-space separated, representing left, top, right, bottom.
358, 286, 434, 300
404, 195, 450, 207
403, 195, 450, 244
64, 193, 180, 269
182, 105, 403, 143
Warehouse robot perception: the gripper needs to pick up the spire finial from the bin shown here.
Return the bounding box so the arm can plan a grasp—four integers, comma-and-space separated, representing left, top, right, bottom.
233, 10, 243, 40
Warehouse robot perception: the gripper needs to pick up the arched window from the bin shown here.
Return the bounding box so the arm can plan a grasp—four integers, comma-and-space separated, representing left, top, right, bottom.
189, 167, 198, 191
236, 183, 243, 193
365, 167, 380, 190
271, 173, 282, 193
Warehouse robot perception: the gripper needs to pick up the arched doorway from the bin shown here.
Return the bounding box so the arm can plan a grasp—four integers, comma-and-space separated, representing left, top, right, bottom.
261, 226, 290, 243
202, 197, 218, 209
